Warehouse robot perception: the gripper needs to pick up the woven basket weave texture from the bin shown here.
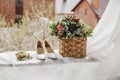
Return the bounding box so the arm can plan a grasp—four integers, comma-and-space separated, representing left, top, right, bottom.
59, 37, 87, 58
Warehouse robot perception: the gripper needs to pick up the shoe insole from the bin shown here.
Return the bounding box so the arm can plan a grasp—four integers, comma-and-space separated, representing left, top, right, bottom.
37, 48, 44, 54
46, 47, 54, 53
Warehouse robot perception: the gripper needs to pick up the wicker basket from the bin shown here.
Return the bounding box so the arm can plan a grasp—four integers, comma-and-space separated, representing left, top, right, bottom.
59, 37, 87, 58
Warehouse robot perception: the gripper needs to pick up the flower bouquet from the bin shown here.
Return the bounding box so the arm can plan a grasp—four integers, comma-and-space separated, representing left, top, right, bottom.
16, 51, 32, 61
49, 16, 93, 58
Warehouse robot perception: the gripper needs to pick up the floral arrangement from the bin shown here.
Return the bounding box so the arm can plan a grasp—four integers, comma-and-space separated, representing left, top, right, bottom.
49, 16, 93, 39
16, 51, 32, 61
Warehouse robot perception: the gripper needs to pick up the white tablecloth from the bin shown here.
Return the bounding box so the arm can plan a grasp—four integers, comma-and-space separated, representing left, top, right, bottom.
0, 51, 100, 80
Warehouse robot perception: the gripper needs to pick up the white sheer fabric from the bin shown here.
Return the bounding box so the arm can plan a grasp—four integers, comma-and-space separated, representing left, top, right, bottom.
87, 0, 120, 79
87, 0, 120, 58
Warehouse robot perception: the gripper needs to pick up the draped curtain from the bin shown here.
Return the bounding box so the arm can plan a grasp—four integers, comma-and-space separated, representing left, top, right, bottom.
87, 0, 120, 59
87, 0, 120, 79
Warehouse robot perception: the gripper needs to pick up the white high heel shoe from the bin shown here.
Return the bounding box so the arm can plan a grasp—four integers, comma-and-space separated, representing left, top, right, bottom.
45, 40, 57, 59
36, 40, 46, 60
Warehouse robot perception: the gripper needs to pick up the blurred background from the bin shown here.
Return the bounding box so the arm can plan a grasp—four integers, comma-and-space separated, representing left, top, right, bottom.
0, 0, 109, 52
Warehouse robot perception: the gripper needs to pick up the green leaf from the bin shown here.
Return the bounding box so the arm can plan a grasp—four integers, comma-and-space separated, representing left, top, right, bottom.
65, 31, 72, 38
75, 28, 81, 35
61, 21, 67, 27
49, 21, 57, 30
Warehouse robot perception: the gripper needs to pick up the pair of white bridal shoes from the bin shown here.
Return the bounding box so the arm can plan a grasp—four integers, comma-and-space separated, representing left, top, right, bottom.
36, 40, 57, 60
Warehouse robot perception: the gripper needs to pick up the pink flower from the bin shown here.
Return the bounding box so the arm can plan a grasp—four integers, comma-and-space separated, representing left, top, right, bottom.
56, 22, 63, 31
82, 29, 88, 34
